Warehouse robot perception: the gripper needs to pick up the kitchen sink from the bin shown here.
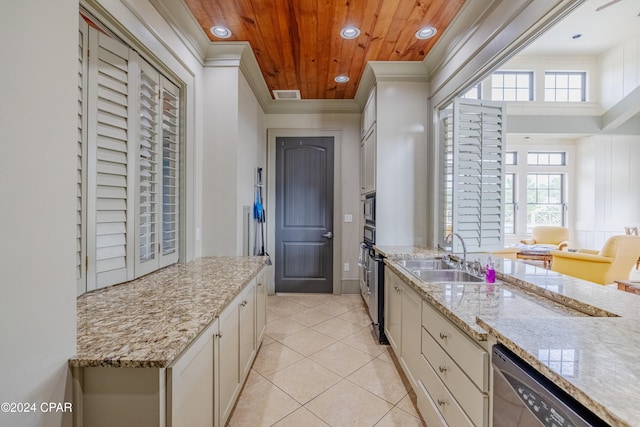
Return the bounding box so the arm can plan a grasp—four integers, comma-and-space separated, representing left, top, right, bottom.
395, 258, 453, 270
409, 269, 484, 283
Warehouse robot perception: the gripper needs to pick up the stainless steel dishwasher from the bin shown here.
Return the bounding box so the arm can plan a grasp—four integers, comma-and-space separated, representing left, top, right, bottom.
492, 344, 607, 427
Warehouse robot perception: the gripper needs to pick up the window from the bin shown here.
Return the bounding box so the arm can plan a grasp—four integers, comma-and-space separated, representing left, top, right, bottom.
527, 151, 566, 166
504, 173, 515, 234
491, 71, 533, 101
526, 174, 564, 232
461, 83, 481, 99
78, 14, 181, 293
505, 151, 517, 165
545, 72, 586, 102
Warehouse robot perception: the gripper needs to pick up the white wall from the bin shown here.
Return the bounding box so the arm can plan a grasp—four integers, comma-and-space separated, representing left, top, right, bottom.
238, 73, 267, 255
0, 2, 77, 426
600, 33, 640, 111
265, 114, 362, 291
574, 135, 640, 249
201, 67, 267, 256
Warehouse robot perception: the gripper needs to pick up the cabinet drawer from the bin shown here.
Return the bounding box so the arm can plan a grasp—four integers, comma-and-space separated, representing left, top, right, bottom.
422, 328, 488, 426
422, 301, 488, 391
414, 354, 474, 427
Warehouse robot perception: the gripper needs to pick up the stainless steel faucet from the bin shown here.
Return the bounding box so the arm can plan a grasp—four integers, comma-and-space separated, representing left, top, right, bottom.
445, 232, 467, 270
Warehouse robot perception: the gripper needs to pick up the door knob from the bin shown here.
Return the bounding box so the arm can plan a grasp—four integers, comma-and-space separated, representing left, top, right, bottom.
322, 231, 333, 239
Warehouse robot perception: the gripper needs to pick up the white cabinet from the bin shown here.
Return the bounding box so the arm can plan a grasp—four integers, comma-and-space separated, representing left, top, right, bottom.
360, 126, 376, 195
361, 87, 376, 138
384, 268, 422, 388
217, 291, 241, 426
239, 281, 256, 380
384, 268, 402, 353
218, 276, 258, 426
416, 299, 489, 427
167, 319, 217, 427
255, 268, 267, 345
76, 267, 269, 427
360, 87, 377, 195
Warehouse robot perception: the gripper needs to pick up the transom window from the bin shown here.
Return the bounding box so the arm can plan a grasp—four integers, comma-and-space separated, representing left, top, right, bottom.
461, 83, 481, 99
491, 71, 533, 101
527, 151, 566, 166
544, 72, 586, 102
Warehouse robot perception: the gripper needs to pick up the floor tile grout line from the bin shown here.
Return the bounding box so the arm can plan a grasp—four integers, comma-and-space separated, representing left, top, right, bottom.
230, 294, 426, 426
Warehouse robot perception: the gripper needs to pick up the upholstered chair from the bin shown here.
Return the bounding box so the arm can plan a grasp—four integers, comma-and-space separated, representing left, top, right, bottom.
550, 235, 640, 285
521, 226, 570, 251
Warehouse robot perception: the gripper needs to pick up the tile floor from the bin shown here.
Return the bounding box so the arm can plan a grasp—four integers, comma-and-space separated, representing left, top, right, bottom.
227, 293, 426, 427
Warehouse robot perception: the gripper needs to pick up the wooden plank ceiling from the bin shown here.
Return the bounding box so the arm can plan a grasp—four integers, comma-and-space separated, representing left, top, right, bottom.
184, 0, 466, 100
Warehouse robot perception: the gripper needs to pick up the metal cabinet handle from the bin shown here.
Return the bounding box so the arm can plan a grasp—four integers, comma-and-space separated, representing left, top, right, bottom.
438, 366, 447, 373
257, 282, 263, 287
394, 286, 401, 292
439, 332, 447, 340
437, 399, 446, 406
241, 300, 248, 307
216, 331, 223, 338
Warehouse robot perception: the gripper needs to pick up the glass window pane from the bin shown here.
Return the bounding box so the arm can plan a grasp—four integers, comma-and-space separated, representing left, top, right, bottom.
556, 74, 568, 87
545, 74, 555, 87
516, 88, 530, 100
545, 89, 555, 102
504, 74, 516, 86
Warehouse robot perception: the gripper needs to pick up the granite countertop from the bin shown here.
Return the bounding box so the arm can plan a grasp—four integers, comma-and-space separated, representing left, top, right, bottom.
382, 246, 640, 427
70, 256, 267, 369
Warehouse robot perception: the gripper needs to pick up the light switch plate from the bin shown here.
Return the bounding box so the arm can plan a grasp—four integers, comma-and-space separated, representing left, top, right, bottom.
344, 214, 353, 223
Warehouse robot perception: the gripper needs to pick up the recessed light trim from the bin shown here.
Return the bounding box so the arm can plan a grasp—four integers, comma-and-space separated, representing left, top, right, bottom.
334, 75, 350, 83
340, 26, 361, 39
415, 26, 437, 40
210, 26, 232, 39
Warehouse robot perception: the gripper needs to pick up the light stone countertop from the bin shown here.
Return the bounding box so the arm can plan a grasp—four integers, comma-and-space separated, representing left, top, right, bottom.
381, 246, 640, 427
69, 256, 267, 369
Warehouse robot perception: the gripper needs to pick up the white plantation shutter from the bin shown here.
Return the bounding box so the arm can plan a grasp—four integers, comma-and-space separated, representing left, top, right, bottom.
135, 59, 161, 275
444, 98, 506, 253
77, 12, 181, 294
86, 29, 136, 290
160, 77, 180, 266
77, 17, 88, 295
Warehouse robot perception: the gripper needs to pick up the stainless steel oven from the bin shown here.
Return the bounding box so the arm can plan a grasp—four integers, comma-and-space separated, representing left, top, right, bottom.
492, 344, 605, 427
359, 221, 387, 344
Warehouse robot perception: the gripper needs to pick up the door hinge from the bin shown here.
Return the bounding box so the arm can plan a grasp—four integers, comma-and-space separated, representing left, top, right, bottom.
85, 256, 88, 270
158, 243, 161, 254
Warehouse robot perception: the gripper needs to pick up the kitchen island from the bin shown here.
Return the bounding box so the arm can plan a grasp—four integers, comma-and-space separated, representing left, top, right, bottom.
70, 256, 269, 427
377, 245, 640, 427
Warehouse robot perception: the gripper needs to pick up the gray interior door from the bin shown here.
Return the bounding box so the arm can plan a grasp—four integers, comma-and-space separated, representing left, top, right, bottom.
275, 137, 334, 293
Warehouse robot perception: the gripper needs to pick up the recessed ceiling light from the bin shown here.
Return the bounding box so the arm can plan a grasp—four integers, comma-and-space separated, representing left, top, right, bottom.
340, 26, 360, 39
334, 75, 349, 83
415, 26, 437, 40
210, 26, 232, 39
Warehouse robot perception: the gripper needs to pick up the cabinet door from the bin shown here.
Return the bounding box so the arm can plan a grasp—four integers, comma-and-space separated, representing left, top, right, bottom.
384, 269, 402, 353
239, 280, 256, 381
400, 280, 421, 387
363, 127, 376, 194
167, 319, 217, 427
217, 299, 240, 426
255, 269, 268, 345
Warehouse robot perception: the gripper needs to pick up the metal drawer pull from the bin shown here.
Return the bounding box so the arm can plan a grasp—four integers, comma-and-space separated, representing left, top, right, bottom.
216, 331, 223, 338
394, 286, 401, 292
439, 332, 448, 340
241, 300, 248, 307
258, 282, 263, 287
438, 366, 447, 373
437, 399, 446, 406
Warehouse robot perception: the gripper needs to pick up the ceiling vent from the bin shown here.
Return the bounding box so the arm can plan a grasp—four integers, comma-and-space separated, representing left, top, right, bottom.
273, 90, 301, 100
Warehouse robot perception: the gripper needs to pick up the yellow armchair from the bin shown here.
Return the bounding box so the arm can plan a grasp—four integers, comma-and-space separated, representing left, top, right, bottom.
521, 225, 570, 251
550, 235, 640, 285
